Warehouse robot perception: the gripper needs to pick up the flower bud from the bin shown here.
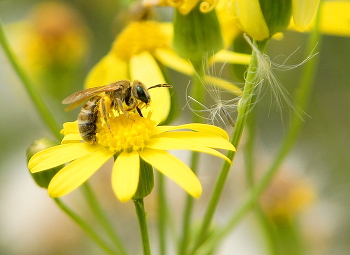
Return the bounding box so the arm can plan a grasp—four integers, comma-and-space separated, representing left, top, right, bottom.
133, 159, 154, 200
231, 0, 292, 41
173, 4, 223, 64
27, 138, 63, 189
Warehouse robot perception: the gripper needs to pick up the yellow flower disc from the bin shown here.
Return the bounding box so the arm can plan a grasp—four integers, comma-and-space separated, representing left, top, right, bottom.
96, 112, 156, 153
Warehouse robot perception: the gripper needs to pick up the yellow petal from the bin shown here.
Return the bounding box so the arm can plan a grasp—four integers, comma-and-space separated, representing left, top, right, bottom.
154, 48, 193, 76
177, 0, 201, 15
293, 0, 320, 31
112, 151, 140, 202
152, 132, 235, 151
288, 1, 350, 37
155, 123, 230, 139
139, 148, 202, 198
28, 143, 104, 173
232, 0, 269, 41
61, 133, 83, 144
211, 49, 251, 65
61, 121, 79, 135
130, 51, 171, 124
48, 149, 114, 197
216, 0, 240, 48
84, 54, 128, 89
146, 137, 232, 163
204, 75, 242, 96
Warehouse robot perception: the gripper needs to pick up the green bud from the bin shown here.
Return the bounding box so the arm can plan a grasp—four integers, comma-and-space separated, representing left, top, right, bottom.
26, 138, 62, 189
173, 4, 223, 64
259, 0, 292, 36
133, 158, 154, 199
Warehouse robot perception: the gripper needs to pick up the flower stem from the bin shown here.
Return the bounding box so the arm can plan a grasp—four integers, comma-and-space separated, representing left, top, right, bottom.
54, 198, 118, 255
81, 183, 128, 255
0, 16, 62, 140
133, 198, 152, 255
195, 8, 321, 252
192, 39, 265, 252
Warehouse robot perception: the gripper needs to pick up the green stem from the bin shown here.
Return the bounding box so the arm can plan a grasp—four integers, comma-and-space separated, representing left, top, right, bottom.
0, 17, 62, 140
179, 62, 205, 255
192, 39, 267, 252
54, 198, 117, 255
82, 183, 128, 255
244, 102, 257, 187
194, 8, 322, 253
134, 198, 152, 255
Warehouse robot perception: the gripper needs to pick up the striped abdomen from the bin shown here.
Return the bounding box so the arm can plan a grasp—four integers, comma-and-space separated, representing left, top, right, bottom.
78, 96, 100, 143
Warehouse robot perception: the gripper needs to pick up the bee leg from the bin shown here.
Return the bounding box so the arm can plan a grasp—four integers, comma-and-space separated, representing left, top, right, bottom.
116, 98, 129, 116
99, 97, 113, 133
136, 107, 144, 117
116, 98, 136, 121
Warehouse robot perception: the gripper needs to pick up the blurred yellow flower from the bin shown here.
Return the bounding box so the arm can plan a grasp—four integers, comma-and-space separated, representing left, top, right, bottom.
23, 1, 90, 73
28, 104, 235, 201
261, 173, 316, 222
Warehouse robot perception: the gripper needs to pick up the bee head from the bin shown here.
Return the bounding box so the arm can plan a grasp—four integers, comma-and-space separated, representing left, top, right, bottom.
132, 80, 151, 104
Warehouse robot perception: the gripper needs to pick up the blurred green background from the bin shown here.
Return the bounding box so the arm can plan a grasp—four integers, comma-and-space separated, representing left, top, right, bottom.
0, 0, 350, 254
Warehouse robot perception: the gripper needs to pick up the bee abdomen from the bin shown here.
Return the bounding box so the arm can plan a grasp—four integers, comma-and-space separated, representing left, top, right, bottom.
78, 96, 100, 143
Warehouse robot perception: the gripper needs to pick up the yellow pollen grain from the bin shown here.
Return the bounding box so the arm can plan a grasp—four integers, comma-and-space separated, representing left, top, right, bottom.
111, 21, 170, 61
96, 112, 156, 153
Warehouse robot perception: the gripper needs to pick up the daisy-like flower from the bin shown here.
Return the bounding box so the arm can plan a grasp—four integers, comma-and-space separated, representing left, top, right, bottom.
28, 105, 235, 202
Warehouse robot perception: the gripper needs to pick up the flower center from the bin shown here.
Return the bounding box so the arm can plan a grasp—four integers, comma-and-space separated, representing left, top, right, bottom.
111, 21, 170, 61
96, 111, 156, 153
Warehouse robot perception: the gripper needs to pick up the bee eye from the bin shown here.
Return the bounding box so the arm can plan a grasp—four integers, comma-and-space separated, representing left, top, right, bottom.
136, 86, 149, 103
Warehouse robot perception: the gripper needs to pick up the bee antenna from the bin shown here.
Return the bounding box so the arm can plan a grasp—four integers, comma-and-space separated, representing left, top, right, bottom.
148, 84, 173, 90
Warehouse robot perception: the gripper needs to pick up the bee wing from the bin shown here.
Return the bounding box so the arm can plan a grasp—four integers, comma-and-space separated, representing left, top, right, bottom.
62, 82, 126, 111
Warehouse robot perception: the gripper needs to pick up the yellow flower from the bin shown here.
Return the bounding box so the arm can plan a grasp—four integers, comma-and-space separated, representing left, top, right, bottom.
260, 173, 316, 222
28, 105, 235, 202
23, 1, 90, 72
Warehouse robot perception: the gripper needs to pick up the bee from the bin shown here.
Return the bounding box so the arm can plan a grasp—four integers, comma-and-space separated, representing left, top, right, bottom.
62, 80, 172, 143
